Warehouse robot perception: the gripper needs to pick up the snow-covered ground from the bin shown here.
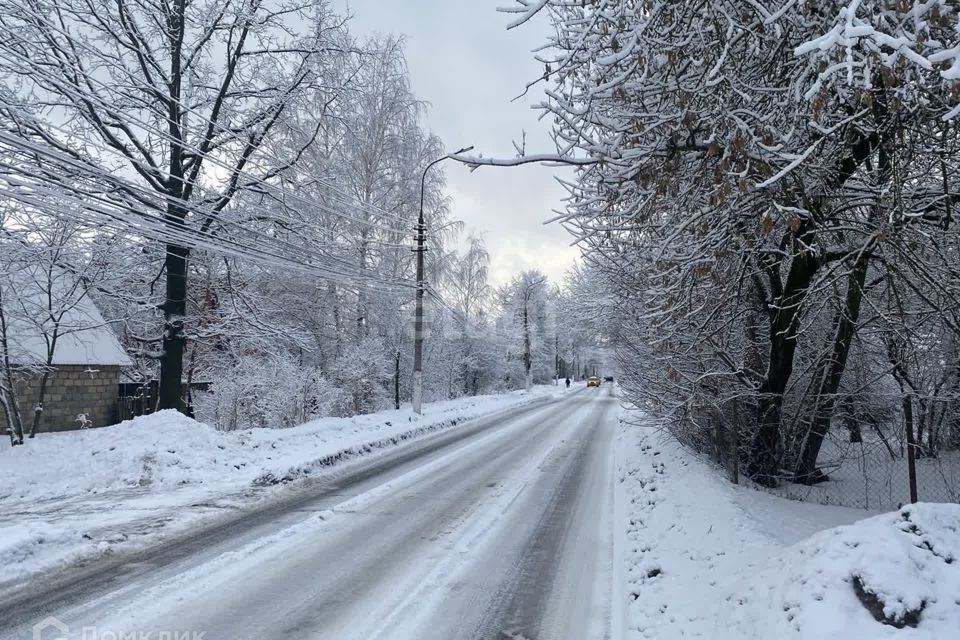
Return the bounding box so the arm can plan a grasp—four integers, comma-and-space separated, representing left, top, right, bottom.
0, 384, 569, 591
615, 408, 960, 640
7, 386, 958, 639
0, 387, 615, 640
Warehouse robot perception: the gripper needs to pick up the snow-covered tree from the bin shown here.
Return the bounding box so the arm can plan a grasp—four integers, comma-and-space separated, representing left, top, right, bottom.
0, 0, 356, 410
498, 271, 552, 390
332, 336, 391, 416
0, 205, 118, 437
503, 0, 960, 485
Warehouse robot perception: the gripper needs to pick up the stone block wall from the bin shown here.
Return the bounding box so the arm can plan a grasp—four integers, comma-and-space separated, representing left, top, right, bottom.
13, 365, 121, 432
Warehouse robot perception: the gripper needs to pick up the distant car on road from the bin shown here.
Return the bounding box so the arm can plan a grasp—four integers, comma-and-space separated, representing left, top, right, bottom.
604, 376, 614, 383
587, 376, 601, 387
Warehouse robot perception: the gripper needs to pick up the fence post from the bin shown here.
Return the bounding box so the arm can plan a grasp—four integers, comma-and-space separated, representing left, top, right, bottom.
149, 380, 159, 414
903, 395, 919, 503
730, 422, 740, 485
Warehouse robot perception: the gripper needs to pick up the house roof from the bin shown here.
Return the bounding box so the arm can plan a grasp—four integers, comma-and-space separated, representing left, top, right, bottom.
2, 268, 132, 367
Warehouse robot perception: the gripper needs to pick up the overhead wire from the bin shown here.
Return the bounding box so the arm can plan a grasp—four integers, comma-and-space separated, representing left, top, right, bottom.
0, 6, 471, 297
0, 129, 398, 273
0, 23, 415, 239
424, 286, 520, 345
0, 127, 415, 274
0, 5, 414, 226
0, 133, 419, 293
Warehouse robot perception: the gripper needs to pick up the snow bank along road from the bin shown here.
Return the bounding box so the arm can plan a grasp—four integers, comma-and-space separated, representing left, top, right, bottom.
1, 385, 569, 587
1, 388, 618, 640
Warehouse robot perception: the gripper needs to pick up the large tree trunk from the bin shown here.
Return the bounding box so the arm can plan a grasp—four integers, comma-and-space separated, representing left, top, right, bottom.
748, 117, 881, 485
794, 251, 870, 483
791, 88, 893, 479
749, 234, 820, 485
159, 4, 188, 413
159, 242, 189, 411
752, 394, 783, 486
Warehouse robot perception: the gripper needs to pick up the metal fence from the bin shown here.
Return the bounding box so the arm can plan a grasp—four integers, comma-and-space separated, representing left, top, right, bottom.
117, 380, 159, 422
692, 400, 960, 512
763, 429, 960, 510
116, 380, 210, 422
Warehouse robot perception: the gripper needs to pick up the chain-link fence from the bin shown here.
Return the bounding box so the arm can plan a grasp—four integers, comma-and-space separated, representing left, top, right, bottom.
689, 396, 960, 511
765, 428, 960, 510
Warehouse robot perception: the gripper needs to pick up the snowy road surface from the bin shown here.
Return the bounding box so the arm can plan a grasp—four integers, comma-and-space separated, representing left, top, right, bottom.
2, 388, 617, 640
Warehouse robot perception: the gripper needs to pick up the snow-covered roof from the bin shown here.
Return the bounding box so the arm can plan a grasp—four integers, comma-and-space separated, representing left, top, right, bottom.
2, 268, 131, 367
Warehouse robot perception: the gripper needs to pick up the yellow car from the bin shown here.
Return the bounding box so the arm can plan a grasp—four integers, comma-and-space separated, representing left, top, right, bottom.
587, 376, 601, 387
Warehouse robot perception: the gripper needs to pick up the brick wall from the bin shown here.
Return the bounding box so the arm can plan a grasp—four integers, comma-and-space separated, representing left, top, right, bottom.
13, 365, 121, 433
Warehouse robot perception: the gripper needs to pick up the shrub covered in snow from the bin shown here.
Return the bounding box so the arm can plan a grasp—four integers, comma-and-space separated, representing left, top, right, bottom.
197, 356, 339, 431
331, 337, 391, 417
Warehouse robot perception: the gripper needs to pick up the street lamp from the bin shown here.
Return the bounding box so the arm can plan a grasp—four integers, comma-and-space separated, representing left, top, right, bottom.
412, 145, 473, 415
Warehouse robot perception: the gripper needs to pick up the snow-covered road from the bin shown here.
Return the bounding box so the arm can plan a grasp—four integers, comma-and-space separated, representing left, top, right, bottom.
1, 388, 618, 640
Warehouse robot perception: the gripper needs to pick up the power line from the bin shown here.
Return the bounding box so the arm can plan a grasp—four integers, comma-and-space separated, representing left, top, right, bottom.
0, 27, 416, 238
0, 7, 414, 226
0, 135, 419, 294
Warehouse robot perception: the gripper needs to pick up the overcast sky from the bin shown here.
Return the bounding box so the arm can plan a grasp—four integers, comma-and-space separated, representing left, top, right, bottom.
338, 0, 580, 286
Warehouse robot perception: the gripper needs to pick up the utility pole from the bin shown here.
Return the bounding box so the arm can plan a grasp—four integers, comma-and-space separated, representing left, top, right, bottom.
412, 200, 426, 414
554, 333, 559, 385
523, 298, 531, 391
412, 146, 473, 414
394, 350, 401, 410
